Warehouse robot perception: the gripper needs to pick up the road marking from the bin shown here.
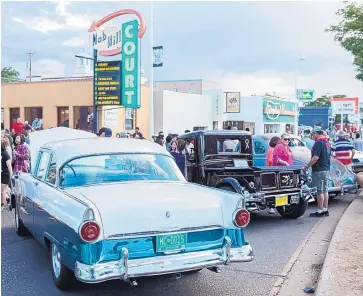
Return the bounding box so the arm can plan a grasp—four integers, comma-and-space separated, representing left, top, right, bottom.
268, 219, 323, 296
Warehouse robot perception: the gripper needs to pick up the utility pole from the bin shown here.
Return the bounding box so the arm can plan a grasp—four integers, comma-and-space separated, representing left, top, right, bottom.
26, 52, 35, 82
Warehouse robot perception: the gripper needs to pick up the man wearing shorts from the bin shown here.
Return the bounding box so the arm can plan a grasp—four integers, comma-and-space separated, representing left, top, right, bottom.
303, 129, 331, 217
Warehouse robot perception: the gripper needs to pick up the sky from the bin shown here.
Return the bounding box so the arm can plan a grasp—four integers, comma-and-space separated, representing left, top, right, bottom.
1, 0, 363, 99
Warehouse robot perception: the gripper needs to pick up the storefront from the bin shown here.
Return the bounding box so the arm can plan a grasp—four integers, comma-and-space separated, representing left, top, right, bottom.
1, 78, 151, 138
220, 96, 297, 135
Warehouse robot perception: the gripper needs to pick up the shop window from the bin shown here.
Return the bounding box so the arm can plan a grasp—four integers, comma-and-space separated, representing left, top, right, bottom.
9, 108, 20, 128
173, 88, 178, 92
25, 107, 43, 124
254, 141, 266, 154
57, 107, 69, 127
74, 106, 93, 131
188, 87, 195, 94
124, 108, 135, 131
264, 124, 280, 134
1, 108, 4, 130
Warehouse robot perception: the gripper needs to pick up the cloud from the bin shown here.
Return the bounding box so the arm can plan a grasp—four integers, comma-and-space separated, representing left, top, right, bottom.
33, 59, 66, 78
205, 64, 363, 99
61, 36, 86, 47
11, 1, 94, 34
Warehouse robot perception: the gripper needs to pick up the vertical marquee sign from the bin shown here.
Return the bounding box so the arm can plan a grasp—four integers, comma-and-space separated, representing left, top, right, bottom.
121, 20, 140, 108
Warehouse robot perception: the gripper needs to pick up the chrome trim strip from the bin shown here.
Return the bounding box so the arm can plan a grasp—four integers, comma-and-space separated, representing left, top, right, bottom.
106, 225, 224, 240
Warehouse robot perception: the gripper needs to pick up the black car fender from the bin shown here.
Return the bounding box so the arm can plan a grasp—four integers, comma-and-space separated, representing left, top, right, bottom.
215, 177, 245, 194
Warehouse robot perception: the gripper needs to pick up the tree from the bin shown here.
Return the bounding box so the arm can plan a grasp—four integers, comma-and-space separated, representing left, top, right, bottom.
303, 94, 346, 107
326, 2, 363, 82
1, 67, 20, 82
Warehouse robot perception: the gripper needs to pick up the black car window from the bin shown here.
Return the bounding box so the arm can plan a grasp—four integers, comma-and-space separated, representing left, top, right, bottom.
254, 141, 266, 154
45, 154, 57, 185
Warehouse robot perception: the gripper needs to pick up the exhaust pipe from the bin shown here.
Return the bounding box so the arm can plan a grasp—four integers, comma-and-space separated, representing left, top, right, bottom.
175, 273, 182, 280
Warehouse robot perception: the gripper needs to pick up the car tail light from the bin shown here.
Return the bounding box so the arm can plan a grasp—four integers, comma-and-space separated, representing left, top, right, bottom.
80, 221, 100, 242
233, 209, 250, 228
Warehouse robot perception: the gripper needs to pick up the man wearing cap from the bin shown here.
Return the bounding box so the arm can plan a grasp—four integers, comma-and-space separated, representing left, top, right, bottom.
301, 129, 315, 149
303, 129, 331, 217
332, 130, 355, 171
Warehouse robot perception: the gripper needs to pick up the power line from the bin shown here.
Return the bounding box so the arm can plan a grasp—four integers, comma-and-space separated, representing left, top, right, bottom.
26, 52, 36, 82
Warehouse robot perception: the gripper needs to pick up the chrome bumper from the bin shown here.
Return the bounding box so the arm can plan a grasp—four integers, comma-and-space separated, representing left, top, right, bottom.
328, 184, 358, 194
75, 237, 253, 284
245, 186, 317, 204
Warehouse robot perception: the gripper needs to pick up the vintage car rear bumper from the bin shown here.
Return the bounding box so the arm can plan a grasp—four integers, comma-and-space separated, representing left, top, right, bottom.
75, 237, 253, 284
328, 184, 357, 193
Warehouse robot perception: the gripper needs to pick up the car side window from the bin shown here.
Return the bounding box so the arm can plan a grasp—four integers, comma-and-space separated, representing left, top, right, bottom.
254, 141, 266, 154
45, 154, 57, 185
36, 152, 50, 180
297, 139, 306, 147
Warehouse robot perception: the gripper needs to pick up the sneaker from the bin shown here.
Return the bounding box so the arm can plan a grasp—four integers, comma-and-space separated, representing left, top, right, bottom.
310, 211, 325, 217
268, 208, 275, 214
323, 210, 329, 216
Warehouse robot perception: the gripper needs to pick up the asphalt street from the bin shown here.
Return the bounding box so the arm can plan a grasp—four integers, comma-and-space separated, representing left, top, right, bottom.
1, 196, 355, 296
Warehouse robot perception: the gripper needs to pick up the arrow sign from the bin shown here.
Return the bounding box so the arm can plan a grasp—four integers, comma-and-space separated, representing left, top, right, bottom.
88, 9, 146, 56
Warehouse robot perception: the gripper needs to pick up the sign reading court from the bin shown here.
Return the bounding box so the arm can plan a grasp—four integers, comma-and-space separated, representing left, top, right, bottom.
121, 20, 140, 109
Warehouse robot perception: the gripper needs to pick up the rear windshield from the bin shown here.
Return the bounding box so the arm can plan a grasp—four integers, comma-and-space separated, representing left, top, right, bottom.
204, 135, 252, 155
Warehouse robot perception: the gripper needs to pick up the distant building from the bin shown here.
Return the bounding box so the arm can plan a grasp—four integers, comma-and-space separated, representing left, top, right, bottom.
72, 52, 93, 77
153, 79, 224, 129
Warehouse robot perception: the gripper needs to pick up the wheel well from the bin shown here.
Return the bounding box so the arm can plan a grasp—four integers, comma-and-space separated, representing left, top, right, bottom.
44, 237, 51, 253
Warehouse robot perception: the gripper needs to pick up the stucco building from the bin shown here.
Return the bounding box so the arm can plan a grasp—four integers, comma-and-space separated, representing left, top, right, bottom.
1, 78, 151, 139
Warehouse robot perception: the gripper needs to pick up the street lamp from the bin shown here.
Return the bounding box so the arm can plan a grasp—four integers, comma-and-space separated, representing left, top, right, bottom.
294, 57, 305, 135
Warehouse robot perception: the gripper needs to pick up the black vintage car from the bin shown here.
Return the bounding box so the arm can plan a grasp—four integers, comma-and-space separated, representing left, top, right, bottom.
179, 130, 316, 219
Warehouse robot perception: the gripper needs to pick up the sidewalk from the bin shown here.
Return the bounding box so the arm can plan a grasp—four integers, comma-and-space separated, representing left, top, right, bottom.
315, 192, 363, 296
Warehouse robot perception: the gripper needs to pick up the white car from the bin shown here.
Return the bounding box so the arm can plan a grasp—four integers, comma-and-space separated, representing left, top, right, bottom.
11, 127, 254, 290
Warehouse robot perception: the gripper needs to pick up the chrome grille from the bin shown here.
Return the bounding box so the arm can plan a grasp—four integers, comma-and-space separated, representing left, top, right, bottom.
279, 171, 295, 188
260, 172, 277, 189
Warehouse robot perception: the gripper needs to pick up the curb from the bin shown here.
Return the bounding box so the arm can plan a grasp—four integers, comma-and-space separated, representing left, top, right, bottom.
315, 192, 363, 296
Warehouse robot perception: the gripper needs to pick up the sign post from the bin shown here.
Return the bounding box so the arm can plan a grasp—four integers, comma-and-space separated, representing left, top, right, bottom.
88, 9, 146, 135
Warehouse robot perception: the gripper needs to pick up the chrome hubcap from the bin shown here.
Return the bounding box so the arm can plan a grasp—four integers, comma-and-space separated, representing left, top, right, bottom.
15, 209, 19, 229
52, 244, 61, 278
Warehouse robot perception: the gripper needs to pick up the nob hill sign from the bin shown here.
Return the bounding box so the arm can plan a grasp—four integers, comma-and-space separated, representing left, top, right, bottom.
89, 9, 146, 108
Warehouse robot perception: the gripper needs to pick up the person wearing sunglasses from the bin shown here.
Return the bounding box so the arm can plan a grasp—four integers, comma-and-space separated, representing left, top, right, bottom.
272, 133, 294, 166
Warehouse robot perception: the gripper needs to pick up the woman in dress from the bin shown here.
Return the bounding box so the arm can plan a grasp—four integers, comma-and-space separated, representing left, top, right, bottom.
170, 140, 177, 153
1, 139, 13, 210
272, 133, 294, 166
12, 134, 30, 173
170, 139, 187, 178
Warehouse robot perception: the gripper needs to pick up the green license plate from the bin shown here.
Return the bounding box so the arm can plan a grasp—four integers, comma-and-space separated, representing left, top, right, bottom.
156, 233, 187, 253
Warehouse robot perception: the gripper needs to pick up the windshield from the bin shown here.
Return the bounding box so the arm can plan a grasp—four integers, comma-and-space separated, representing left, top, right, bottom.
59, 153, 185, 188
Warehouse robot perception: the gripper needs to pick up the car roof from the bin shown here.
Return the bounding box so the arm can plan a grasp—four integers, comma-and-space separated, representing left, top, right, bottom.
253, 134, 300, 140
41, 138, 170, 166
180, 130, 251, 137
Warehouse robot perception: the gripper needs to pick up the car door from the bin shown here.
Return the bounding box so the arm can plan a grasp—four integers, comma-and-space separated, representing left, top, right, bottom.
31, 151, 51, 236
33, 152, 57, 242
253, 139, 267, 166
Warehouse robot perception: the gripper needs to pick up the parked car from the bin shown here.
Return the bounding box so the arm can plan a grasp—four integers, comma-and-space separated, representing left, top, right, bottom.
353, 151, 363, 174
178, 130, 315, 219
10, 127, 254, 290
252, 135, 358, 197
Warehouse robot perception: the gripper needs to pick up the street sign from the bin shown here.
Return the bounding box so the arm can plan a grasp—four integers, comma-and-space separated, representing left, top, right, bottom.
94, 61, 122, 105
121, 20, 140, 108
297, 89, 314, 101
153, 46, 163, 67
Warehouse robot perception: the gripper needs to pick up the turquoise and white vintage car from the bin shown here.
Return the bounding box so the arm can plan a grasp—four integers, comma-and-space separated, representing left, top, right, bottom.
11, 128, 253, 290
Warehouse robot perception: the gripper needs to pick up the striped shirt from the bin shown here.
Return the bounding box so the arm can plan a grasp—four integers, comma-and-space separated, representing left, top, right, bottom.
332, 138, 355, 165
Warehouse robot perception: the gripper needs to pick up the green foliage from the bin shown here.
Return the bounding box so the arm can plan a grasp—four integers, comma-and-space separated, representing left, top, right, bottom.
1, 67, 20, 82
326, 2, 363, 82
303, 94, 346, 107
